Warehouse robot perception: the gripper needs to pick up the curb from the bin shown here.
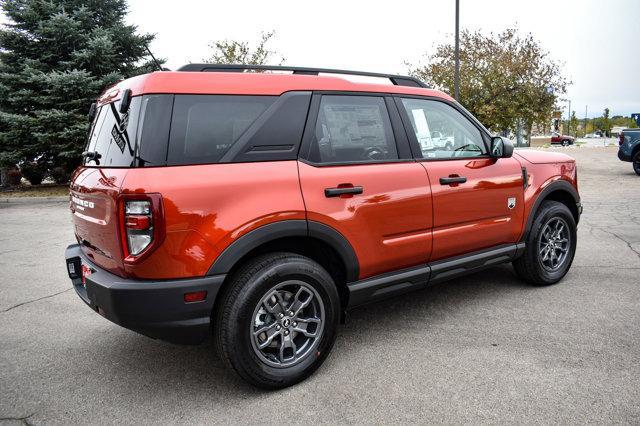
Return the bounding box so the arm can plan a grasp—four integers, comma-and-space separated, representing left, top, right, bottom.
0, 196, 68, 204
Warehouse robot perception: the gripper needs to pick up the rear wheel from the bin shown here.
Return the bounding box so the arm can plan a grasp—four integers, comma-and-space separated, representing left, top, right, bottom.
214, 253, 340, 389
513, 200, 577, 285
633, 151, 640, 176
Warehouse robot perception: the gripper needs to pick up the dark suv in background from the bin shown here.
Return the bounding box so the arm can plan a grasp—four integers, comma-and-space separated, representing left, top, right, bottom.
618, 128, 640, 175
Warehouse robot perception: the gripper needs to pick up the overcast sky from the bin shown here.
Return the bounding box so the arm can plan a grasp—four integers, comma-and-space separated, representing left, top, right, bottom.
3, 0, 639, 118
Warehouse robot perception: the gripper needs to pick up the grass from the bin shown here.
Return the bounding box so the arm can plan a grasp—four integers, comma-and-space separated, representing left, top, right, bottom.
0, 184, 69, 198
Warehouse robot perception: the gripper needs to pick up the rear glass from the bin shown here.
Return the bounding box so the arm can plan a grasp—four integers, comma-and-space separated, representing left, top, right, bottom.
167, 95, 275, 165
136, 94, 173, 167
84, 97, 141, 167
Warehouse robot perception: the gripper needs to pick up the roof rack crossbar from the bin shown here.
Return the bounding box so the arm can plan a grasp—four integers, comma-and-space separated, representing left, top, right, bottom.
176, 64, 429, 88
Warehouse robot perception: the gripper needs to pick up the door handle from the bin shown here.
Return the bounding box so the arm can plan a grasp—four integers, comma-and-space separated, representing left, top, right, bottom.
324, 185, 363, 198
439, 175, 467, 185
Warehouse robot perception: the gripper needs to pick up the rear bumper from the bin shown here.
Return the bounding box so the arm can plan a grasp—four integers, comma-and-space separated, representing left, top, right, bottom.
65, 244, 225, 344
618, 148, 632, 162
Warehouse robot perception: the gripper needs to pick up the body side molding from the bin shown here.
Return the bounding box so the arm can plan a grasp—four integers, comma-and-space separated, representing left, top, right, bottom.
429, 243, 524, 284
346, 243, 525, 309
347, 265, 431, 308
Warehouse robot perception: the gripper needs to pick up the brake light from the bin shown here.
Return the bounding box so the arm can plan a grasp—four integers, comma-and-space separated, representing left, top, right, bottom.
119, 194, 165, 263
619, 133, 624, 146
125, 201, 153, 255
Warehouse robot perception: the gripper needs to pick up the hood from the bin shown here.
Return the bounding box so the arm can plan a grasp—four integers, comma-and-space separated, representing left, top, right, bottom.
514, 150, 575, 164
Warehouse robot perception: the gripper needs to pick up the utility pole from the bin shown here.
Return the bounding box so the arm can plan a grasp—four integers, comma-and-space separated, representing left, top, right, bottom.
584, 105, 588, 136
454, 0, 460, 101
567, 100, 571, 135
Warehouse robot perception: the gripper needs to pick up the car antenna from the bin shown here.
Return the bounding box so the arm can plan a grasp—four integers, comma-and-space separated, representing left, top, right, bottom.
145, 45, 166, 71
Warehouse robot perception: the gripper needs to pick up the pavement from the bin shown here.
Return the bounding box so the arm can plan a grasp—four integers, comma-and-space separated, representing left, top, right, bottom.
1, 146, 639, 424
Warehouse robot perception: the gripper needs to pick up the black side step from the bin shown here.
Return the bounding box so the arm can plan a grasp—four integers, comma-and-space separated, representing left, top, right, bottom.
346, 243, 525, 309
347, 265, 430, 308
429, 243, 524, 284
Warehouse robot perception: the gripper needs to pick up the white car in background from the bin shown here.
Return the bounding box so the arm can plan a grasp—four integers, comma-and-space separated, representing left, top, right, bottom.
429, 131, 455, 150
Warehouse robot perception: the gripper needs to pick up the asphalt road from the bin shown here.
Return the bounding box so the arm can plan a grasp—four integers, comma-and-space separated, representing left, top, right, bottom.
1, 146, 639, 424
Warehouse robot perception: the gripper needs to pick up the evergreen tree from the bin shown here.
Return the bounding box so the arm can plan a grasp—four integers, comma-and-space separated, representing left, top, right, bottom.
0, 0, 161, 182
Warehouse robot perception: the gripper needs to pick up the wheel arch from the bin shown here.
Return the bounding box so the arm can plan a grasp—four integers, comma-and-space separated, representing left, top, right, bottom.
521, 180, 580, 242
207, 220, 359, 310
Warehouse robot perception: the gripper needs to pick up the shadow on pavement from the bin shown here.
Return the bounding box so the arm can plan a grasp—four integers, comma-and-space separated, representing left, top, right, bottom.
89, 264, 530, 394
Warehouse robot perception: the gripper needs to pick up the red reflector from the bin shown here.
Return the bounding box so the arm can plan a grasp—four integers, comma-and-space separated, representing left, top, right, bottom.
81, 264, 93, 285
125, 215, 151, 230
184, 291, 207, 303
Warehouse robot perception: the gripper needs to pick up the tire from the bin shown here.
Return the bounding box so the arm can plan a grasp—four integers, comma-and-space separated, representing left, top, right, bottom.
214, 252, 340, 389
513, 200, 577, 286
633, 150, 640, 176
562, 139, 570, 146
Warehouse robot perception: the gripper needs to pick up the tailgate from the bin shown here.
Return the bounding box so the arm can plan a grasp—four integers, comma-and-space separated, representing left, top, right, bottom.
70, 167, 129, 276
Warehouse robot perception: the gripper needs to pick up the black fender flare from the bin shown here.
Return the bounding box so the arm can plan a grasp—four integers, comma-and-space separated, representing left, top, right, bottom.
522, 179, 580, 242
206, 220, 359, 282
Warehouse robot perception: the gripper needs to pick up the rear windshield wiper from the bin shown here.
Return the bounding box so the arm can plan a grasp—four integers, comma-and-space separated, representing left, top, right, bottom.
82, 151, 102, 163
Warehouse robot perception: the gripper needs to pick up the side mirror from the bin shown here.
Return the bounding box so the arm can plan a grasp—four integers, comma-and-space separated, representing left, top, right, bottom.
490, 136, 514, 158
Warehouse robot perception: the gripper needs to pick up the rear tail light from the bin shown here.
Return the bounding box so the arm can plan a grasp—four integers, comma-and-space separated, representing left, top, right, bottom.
619, 133, 624, 146
125, 200, 153, 255
119, 194, 165, 263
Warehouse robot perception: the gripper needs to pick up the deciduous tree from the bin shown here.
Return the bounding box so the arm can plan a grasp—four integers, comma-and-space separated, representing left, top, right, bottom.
569, 111, 579, 136
408, 28, 569, 140
204, 31, 284, 65
601, 108, 611, 136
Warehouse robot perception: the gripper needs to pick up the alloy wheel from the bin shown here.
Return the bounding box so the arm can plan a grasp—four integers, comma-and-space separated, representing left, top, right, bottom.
250, 281, 325, 368
538, 217, 571, 271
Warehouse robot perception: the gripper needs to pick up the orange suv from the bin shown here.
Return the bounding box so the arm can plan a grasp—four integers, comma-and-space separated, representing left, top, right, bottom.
64, 65, 581, 388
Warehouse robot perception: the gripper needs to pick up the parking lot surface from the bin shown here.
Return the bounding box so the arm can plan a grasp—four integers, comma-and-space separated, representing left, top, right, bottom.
1, 146, 639, 424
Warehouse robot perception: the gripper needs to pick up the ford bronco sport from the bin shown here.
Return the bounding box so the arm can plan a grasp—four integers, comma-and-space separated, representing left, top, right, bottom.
65, 64, 581, 389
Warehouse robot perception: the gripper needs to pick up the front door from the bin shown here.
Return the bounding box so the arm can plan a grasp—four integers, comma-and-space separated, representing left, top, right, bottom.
298, 94, 433, 280
397, 97, 525, 261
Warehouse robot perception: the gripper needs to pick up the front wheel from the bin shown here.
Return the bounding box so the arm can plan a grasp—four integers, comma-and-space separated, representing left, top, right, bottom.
513, 200, 577, 286
633, 151, 640, 176
562, 139, 571, 146
214, 253, 340, 389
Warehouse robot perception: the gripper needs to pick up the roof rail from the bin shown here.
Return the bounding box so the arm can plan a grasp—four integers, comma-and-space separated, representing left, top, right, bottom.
176, 64, 429, 88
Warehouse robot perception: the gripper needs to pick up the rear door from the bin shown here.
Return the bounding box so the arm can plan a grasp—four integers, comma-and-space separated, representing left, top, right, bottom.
70, 96, 141, 275
298, 94, 433, 280
396, 97, 525, 261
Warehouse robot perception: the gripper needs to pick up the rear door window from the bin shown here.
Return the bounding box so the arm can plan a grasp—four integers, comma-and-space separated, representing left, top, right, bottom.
167, 95, 275, 165
84, 97, 140, 167
308, 95, 398, 163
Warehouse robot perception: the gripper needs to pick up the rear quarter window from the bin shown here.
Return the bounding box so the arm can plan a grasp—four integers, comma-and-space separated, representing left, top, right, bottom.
167, 95, 276, 165
84, 97, 141, 167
